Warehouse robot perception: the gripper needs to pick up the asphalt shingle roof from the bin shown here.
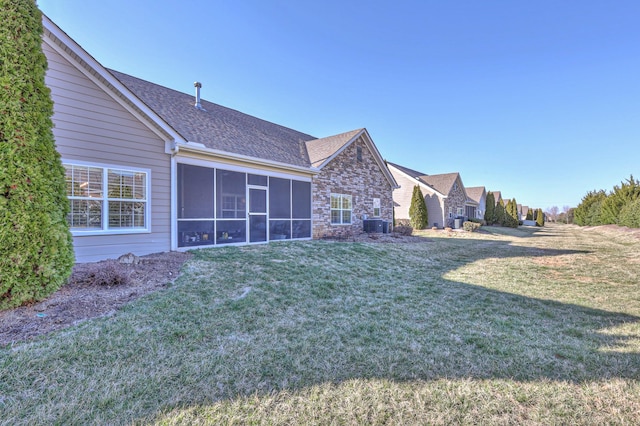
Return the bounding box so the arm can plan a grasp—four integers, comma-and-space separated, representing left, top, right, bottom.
466, 186, 486, 204
306, 129, 363, 168
387, 162, 462, 196
109, 70, 317, 168
421, 173, 460, 196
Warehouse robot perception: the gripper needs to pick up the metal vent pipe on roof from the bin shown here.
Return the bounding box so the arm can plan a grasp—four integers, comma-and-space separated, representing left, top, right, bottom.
194, 81, 205, 110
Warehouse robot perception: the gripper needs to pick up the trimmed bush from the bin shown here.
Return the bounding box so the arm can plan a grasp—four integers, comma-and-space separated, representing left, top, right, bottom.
0, 0, 74, 309
494, 199, 506, 226
504, 199, 519, 228
393, 225, 413, 236
536, 208, 545, 227
463, 221, 481, 232
408, 185, 428, 230
485, 192, 495, 225
70, 261, 133, 287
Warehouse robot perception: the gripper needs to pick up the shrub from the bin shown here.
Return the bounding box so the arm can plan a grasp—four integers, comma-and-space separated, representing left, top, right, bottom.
393, 225, 413, 236
536, 208, 545, 227
485, 192, 495, 225
619, 198, 640, 228
494, 200, 506, 226
408, 185, 428, 230
463, 221, 481, 232
0, 0, 74, 310
395, 218, 411, 227
72, 261, 132, 287
574, 190, 607, 226
600, 175, 640, 224
504, 199, 519, 228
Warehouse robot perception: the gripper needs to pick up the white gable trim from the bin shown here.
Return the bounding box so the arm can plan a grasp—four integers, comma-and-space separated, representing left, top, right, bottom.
387, 163, 447, 198
42, 15, 185, 145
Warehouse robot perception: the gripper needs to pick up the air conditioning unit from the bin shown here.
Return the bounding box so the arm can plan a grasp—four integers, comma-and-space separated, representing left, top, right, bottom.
363, 219, 384, 233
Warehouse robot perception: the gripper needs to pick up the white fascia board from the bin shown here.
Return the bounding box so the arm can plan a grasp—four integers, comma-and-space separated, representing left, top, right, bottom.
42, 15, 185, 145
388, 163, 446, 198
178, 141, 319, 176
359, 129, 400, 189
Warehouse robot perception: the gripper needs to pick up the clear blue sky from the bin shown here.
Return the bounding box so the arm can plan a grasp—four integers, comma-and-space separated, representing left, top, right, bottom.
39, 0, 640, 210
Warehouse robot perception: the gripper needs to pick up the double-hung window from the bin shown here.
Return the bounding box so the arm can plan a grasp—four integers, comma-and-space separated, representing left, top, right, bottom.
64, 162, 149, 234
330, 194, 352, 224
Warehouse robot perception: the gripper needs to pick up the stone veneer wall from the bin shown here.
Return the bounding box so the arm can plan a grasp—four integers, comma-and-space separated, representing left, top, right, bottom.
442, 177, 468, 228
312, 137, 394, 238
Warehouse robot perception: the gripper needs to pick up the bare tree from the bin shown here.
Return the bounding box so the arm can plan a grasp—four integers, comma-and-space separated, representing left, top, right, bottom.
546, 206, 559, 222
562, 205, 571, 224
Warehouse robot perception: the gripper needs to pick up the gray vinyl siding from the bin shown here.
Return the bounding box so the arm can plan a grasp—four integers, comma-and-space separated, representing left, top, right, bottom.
389, 169, 415, 220
44, 43, 171, 262
389, 167, 445, 228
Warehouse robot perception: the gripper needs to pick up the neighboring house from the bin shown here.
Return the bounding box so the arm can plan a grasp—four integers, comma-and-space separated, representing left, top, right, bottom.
492, 191, 503, 206
466, 186, 487, 220
43, 15, 397, 262
387, 162, 471, 228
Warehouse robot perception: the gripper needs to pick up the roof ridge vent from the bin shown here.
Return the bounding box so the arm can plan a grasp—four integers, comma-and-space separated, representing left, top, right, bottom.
194, 81, 206, 111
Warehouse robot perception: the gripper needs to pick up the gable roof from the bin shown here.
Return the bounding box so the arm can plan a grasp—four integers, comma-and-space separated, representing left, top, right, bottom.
386, 162, 447, 197
493, 191, 503, 204
109, 70, 316, 168
466, 186, 486, 204
44, 14, 396, 185
421, 173, 461, 196
306, 129, 363, 168
42, 15, 183, 145
109, 71, 398, 186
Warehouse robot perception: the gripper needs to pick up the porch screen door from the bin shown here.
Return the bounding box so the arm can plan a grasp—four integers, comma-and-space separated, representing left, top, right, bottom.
248, 187, 267, 243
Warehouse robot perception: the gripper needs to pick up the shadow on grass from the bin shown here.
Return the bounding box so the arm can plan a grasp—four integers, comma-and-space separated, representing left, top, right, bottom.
3, 227, 639, 424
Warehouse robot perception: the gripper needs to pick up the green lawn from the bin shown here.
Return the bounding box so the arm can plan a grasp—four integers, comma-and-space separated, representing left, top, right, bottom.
1, 224, 640, 425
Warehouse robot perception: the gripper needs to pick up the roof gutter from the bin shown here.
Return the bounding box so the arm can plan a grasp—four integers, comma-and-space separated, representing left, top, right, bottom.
177, 141, 320, 176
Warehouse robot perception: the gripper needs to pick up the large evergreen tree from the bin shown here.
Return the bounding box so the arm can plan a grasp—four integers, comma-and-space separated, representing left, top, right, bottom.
504, 198, 519, 228
408, 185, 428, 229
0, 0, 74, 309
574, 190, 607, 226
484, 192, 495, 225
600, 175, 640, 224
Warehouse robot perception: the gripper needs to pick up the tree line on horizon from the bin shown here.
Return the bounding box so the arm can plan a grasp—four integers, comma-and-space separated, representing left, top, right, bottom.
573, 175, 640, 228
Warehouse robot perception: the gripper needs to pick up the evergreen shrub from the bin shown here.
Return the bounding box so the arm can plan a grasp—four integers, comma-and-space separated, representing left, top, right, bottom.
618, 198, 640, 228
408, 185, 428, 230
0, 0, 74, 309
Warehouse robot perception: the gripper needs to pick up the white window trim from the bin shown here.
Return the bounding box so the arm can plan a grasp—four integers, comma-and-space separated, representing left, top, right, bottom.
457, 207, 464, 216
331, 193, 352, 225
373, 197, 381, 218
63, 160, 151, 236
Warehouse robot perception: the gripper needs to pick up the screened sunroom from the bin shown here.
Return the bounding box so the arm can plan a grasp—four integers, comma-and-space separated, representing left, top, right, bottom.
177, 163, 312, 248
